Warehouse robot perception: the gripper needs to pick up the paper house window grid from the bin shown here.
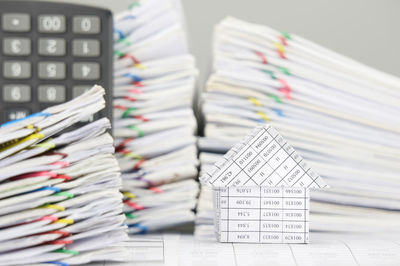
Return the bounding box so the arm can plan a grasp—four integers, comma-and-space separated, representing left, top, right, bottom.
201, 124, 328, 244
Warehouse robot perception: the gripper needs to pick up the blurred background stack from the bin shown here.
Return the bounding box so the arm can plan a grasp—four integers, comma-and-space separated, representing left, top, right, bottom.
112, 0, 199, 234
195, 17, 400, 239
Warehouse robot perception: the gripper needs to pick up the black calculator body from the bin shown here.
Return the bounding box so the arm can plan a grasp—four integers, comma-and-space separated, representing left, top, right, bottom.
0, 1, 113, 125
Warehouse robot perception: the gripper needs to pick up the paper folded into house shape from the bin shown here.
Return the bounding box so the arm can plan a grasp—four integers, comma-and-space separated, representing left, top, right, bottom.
200, 124, 328, 243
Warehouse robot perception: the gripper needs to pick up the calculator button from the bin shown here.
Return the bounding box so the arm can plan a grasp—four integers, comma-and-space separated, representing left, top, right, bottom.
73, 85, 91, 98
3, 61, 31, 79
38, 38, 66, 56
3, 85, 31, 102
38, 15, 66, 33
38, 62, 66, 80
73, 16, 100, 34
72, 39, 100, 57
72, 63, 100, 80
2, 13, 30, 32
38, 85, 66, 103
4, 108, 30, 121
3, 38, 31, 56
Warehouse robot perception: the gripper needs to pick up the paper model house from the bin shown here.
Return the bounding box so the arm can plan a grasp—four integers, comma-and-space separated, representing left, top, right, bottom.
200, 124, 328, 243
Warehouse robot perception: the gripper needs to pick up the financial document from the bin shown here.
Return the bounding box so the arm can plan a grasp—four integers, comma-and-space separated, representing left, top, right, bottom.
90, 233, 400, 266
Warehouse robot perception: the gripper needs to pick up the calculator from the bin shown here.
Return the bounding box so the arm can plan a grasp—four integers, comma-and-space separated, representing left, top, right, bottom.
0, 1, 113, 125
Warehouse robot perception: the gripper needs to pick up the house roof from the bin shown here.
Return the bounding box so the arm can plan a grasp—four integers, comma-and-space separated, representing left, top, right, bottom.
200, 124, 328, 188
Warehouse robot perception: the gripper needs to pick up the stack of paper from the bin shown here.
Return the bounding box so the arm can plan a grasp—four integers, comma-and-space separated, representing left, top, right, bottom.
195, 17, 400, 238
0, 86, 129, 265
113, 0, 199, 234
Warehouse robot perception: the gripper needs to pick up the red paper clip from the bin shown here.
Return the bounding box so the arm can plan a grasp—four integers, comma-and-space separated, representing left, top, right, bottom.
134, 115, 149, 122
124, 96, 137, 102
53, 175, 71, 181
116, 138, 134, 152
255, 51, 268, 64
149, 187, 163, 193
51, 161, 70, 167
48, 240, 73, 245
124, 200, 144, 210
279, 36, 288, 46
122, 54, 141, 65
133, 159, 146, 170
277, 78, 292, 99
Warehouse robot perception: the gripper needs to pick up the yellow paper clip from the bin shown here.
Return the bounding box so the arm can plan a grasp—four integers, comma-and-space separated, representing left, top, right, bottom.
273, 42, 285, 54
34, 141, 56, 149
134, 63, 146, 69
41, 204, 65, 211
55, 219, 74, 225
123, 191, 136, 199
248, 97, 262, 107
257, 111, 271, 121
125, 152, 143, 160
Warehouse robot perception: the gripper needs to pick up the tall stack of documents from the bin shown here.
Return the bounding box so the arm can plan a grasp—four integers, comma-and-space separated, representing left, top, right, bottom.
113, 0, 199, 234
196, 17, 400, 238
0, 86, 128, 265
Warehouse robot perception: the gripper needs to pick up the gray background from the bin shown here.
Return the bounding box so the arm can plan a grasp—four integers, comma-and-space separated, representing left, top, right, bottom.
12, 0, 400, 84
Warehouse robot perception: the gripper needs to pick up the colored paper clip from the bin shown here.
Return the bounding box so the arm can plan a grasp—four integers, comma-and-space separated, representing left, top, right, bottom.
133, 159, 146, 170
248, 97, 262, 107
273, 42, 286, 59
12, 171, 57, 180
125, 212, 138, 219
128, 88, 143, 94
26, 124, 41, 132
55, 219, 74, 225
52, 248, 79, 256
129, 2, 140, 9
37, 215, 58, 223
124, 96, 137, 102
263, 69, 277, 80
149, 187, 163, 193
122, 54, 146, 69
48, 240, 73, 245
53, 175, 71, 181
33, 141, 56, 149
278, 66, 291, 75
272, 108, 285, 117
281, 31, 292, 40
44, 261, 69, 266
269, 94, 283, 104
116, 138, 134, 152
123, 191, 136, 199
279, 35, 288, 46
123, 73, 143, 82
277, 78, 292, 99
129, 125, 144, 137
118, 37, 132, 46
114, 29, 125, 40
51, 161, 70, 167
130, 223, 148, 234
257, 111, 271, 121
113, 50, 124, 57
123, 151, 143, 160
0, 133, 45, 152
42, 230, 71, 237
121, 15, 136, 20
134, 115, 149, 122
122, 107, 137, 118
114, 104, 127, 110
124, 200, 145, 210
41, 204, 65, 212
255, 51, 268, 64
53, 191, 74, 199
0, 111, 50, 127
35, 186, 61, 193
